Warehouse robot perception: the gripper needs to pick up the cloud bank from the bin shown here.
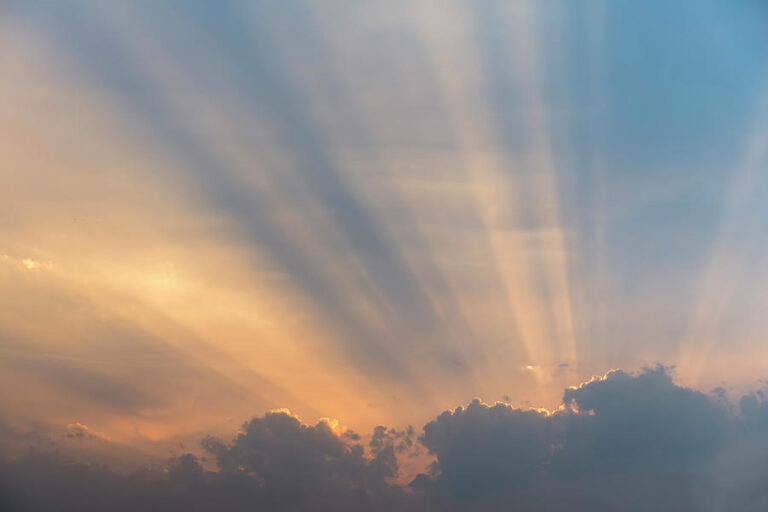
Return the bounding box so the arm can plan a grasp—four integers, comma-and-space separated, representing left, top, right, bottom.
3, 367, 768, 511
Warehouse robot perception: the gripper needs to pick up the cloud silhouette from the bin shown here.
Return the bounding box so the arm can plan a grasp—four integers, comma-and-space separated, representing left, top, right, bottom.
417, 399, 554, 500
198, 411, 408, 511
413, 366, 758, 511
1, 410, 412, 512
5, 367, 768, 511
554, 366, 729, 475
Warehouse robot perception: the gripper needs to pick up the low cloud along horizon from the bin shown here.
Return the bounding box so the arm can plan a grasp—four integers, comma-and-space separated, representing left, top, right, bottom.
4, 366, 768, 511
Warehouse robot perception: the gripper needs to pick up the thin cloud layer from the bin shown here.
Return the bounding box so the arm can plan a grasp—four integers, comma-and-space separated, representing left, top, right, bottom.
4, 367, 768, 511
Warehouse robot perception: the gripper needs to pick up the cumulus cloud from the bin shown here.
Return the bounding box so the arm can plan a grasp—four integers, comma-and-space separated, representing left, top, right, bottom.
198, 411, 408, 511
5, 367, 768, 511
554, 366, 729, 475
412, 366, 768, 511
416, 399, 554, 500
0, 410, 414, 512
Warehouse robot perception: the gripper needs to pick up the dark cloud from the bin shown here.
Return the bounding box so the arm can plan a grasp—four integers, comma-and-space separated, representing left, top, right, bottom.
418, 399, 554, 500
0, 411, 414, 512
198, 412, 408, 511
554, 366, 729, 475
6, 368, 768, 511
740, 392, 768, 430
412, 366, 766, 511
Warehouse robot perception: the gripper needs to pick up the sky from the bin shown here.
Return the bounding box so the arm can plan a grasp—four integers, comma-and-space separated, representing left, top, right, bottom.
2, 0, 768, 510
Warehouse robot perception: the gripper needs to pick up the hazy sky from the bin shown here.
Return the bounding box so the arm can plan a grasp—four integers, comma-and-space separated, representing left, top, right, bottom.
3, 1, 768, 509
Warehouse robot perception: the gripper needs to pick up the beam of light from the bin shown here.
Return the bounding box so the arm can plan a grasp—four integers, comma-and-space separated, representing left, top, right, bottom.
414, 1, 582, 407
250, 0, 488, 404
497, 0, 580, 374
6, 0, 767, 468
65, 0, 426, 395
678, 94, 768, 386
412, 0, 545, 401
0, 5, 402, 437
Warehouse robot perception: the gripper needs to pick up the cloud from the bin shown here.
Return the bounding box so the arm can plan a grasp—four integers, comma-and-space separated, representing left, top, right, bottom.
412, 366, 761, 511
5, 367, 768, 511
554, 366, 729, 475
198, 411, 407, 510
0, 410, 414, 512
417, 399, 554, 500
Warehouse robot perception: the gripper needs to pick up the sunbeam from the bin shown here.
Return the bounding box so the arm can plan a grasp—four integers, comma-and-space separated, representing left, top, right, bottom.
3, 1, 768, 509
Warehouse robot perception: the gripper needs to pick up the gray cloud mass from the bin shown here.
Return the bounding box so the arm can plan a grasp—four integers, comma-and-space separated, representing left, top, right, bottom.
4, 367, 768, 511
